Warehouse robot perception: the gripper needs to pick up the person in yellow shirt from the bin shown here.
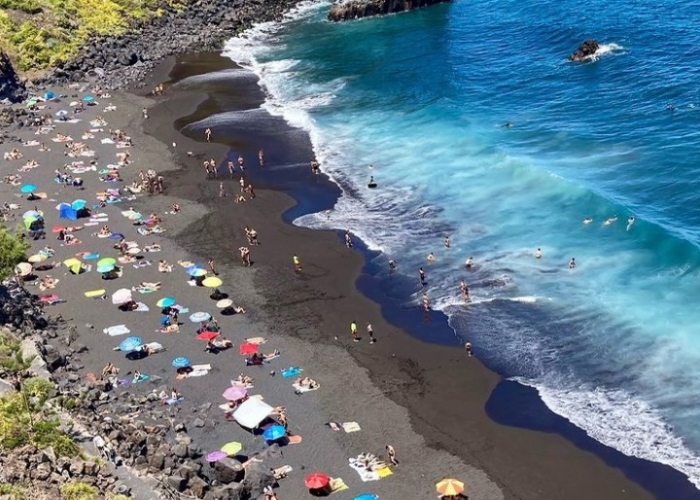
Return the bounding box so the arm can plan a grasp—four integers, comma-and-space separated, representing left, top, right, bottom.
350, 321, 358, 342
293, 255, 301, 272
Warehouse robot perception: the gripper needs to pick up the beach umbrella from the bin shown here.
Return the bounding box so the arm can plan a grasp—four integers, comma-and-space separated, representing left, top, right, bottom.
216, 299, 233, 309
63, 258, 82, 274
45, 91, 55, 100
23, 210, 41, 219
23, 217, 38, 230
83, 95, 94, 102
189, 268, 207, 277
111, 288, 132, 305
353, 495, 378, 500
304, 473, 330, 490
202, 277, 222, 288
55, 109, 68, 116
222, 386, 247, 401
184, 264, 200, 274
97, 264, 115, 273
28, 254, 47, 263
172, 357, 191, 368
220, 441, 242, 456
206, 450, 227, 462
14, 263, 33, 276
118, 336, 143, 352
20, 184, 36, 194
71, 199, 87, 210
108, 233, 124, 240
436, 479, 464, 497
189, 312, 211, 323
157, 297, 176, 308
263, 425, 287, 442
97, 257, 116, 267
196, 331, 219, 341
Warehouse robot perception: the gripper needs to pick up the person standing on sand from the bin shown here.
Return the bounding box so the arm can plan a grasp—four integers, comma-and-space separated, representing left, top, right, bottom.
345, 230, 353, 248
227, 161, 235, 179
367, 323, 376, 344
465, 342, 473, 356
239, 177, 246, 193
258, 149, 265, 167
293, 255, 302, 272
219, 182, 226, 198
350, 321, 359, 342
238, 155, 245, 173
208, 258, 217, 276
385, 444, 399, 466
142, 108, 148, 119
205, 128, 212, 143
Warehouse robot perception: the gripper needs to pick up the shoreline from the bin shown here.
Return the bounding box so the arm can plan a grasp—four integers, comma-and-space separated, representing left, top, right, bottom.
149, 51, 691, 499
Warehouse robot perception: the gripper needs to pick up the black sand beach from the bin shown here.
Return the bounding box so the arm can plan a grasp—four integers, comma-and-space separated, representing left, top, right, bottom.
0, 46, 692, 500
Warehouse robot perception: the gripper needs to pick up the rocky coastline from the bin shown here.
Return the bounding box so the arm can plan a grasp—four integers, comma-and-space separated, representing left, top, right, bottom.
328, 0, 449, 22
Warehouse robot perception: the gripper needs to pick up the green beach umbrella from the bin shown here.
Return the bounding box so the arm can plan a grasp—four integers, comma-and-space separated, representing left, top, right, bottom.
97, 257, 117, 267
23, 216, 38, 230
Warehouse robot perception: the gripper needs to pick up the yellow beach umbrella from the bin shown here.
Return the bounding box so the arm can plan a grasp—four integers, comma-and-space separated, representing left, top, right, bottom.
220, 441, 242, 456
436, 479, 465, 497
28, 254, 47, 263
63, 258, 82, 274
15, 262, 33, 276
202, 277, 222, 288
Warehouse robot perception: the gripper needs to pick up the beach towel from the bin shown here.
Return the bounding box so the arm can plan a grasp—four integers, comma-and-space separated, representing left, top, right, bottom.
287, 435, 302, 445
134, 302, 149, 312
85, 289, 106, 298
103, 325, 130, 336
239, 343, 258, 356
230, 381, 254, 389
281, 367, 302, 378
329, 478, 348, 493
83, 253, 100, 260
264, 353, 280, 363
179, 364, 211, 378
342, 422, 361, 433
293, 383, 320, 393
121, 373, 149, 385
163, 396, 184, 405
376, 467, 392, 478
349, 463, 379, 482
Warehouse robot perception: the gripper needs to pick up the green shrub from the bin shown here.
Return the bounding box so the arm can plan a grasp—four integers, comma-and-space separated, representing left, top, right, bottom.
0, 483, 26, 499
0, 333, 33, 373
0, 0, 42, 14
59, 482, 98, 500
0, 226, 29, 279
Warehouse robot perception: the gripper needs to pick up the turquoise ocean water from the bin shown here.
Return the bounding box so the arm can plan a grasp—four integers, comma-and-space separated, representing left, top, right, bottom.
219, 0, 700, 487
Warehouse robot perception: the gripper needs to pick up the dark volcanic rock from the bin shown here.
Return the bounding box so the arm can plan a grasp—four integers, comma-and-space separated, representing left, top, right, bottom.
328, 0, 449, 21
0, 51, 27, 103
568, 40, 600, 62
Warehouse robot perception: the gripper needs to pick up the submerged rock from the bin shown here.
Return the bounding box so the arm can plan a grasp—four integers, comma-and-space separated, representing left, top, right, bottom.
568, 40, 600, 62
328, 0, 450, 22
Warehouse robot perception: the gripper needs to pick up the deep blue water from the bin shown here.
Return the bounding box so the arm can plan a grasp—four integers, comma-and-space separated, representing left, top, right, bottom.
205, 0, 700, 489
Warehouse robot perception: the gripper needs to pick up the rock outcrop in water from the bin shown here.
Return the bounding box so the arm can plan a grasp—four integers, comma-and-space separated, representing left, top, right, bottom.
328, 0, 449, 22
0, 51, 27, 103
568, 40, 600, 62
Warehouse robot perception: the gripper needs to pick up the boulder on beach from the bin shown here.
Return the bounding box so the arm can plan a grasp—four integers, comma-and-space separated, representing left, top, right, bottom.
568, 40, 600, 62
328, 0, 450, 22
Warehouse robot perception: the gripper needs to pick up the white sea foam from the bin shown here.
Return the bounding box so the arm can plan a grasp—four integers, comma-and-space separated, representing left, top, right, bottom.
514, 377, 700, 488
580, 42, 625, 62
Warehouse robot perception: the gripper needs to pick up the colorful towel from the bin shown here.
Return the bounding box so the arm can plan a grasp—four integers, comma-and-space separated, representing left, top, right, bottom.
85, 289, 106, 298
239, 343, 258, 356
329, 478, 348, 493
281, 367, 302, 378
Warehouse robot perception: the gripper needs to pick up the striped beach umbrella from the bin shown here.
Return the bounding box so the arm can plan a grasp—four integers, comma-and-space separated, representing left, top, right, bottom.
172, 357, 191, 368
118, 337, 142, 352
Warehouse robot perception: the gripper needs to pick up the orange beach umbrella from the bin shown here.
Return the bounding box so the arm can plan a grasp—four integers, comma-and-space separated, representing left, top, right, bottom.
436, 478, 464, 496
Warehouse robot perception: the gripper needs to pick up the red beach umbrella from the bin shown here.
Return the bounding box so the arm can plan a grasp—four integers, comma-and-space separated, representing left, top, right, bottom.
304, 473, 330, 490
196, 331, 220, 341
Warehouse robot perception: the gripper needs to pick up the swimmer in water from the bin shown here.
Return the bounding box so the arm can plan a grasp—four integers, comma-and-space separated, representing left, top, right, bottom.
427, 252, 435, 264
568, 257, 576, 269
465, 256, 473, 268
534, 248, 542, 259
583, 217, 593, 225
626, 216, 635, 231
604, 216, 618, 226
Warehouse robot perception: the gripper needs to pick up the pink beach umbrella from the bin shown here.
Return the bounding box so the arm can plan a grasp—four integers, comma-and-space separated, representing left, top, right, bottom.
222, 385, 248, 401
206, 450, 227, 462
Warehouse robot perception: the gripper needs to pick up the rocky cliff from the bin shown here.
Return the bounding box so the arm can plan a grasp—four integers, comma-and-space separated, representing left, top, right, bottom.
328, 0, 449, 22
0, 51, 27, 103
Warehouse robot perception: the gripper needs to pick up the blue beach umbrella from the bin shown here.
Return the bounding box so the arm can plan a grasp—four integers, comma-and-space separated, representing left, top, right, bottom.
23, 210, 41, 219
83, 95, 94, 102
262, 425, 286, 442
189, 268, 207, 277
20, 184, 36, 194
45, 91, 55, 100
71, 199, 87, 210
172, 357, 191, 368
97, 263, 115, 273
108, 233, 124, 240
184, 264, 201, 275
353, 495, 378, 500
157, 297, 176, 308
189, 312, 211, 323
118, 336, 143, 352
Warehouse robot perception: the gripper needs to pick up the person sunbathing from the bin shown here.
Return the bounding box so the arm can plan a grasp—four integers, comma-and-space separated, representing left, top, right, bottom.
101, 362, 118, 378
246, 353, 264, 366
64, 233, 78, 245
4, 148, 23, 160
98, 225, 112, 237
161, 323, 179, 333
135, 281, 161, 292
158, 260, 172, 273
236, 374, 254, 386
296, 377, 319, 389
39, 143, 49, 152
132, 370, 142, 383
171, 203, 181, 214
38, 276, 58, 291
144, 243, 161, 252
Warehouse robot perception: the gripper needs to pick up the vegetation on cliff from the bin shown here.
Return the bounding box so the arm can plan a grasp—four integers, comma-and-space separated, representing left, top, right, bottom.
0, 226, 28, 279
0, 0, 188, 72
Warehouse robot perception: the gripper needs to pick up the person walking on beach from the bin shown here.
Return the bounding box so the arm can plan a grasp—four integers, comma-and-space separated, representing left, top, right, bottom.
239, 177, 246, 193
419, 267, 426, 286
227, 161, 235, 179
208, 258, 217, 276
219, 182, 226, 198
238, 154, 245, 172
293, 255, 302, 272
350, 321, 359, 342
142, 107, 148, 120
422, 292, 430, 311
258, 148, 265, 167
205, 128, 212, 143
367, 323, 376, 344
385, 444, 399, 466
345, 230, 353, 248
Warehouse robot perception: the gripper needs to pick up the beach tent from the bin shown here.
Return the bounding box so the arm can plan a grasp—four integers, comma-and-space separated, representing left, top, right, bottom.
57, 203, 78, 221
232, 398, 274, 429
44, 91, 55, 100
